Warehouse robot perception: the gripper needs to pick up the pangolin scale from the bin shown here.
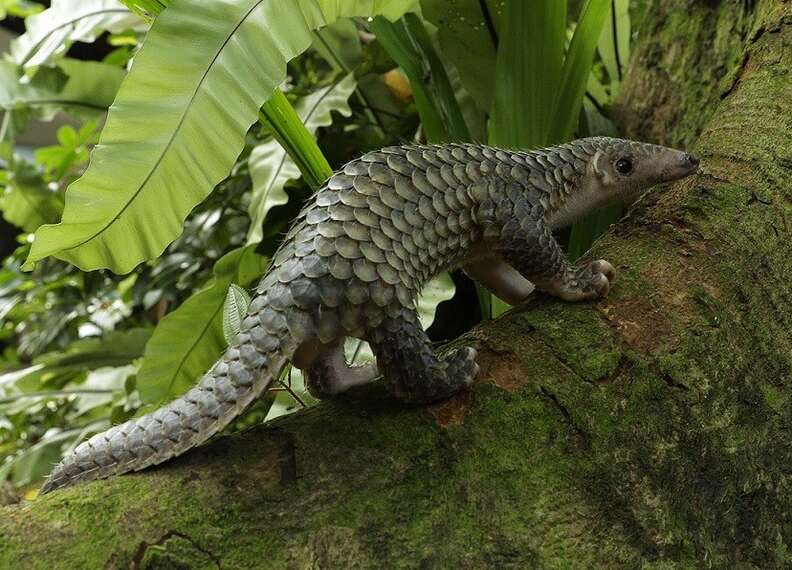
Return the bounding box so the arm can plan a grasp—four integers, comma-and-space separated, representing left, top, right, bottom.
41, 137, 699, 493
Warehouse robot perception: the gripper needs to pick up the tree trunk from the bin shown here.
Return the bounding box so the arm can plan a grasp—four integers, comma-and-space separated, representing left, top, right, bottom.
2, 1, 790, 567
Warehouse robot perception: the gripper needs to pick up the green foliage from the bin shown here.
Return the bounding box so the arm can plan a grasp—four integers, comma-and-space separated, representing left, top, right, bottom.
24, 0, 415, 273
0, 0, 630, 490
249, 74, 356, 244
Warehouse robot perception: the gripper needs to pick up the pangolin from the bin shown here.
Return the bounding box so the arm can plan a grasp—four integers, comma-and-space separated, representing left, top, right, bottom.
41, 137, 699, 493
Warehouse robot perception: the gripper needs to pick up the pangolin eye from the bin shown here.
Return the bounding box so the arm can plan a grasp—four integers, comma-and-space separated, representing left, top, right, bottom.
615, 157, 633, 175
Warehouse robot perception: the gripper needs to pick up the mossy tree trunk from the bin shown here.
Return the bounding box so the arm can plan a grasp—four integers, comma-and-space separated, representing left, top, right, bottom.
2, 1, 790, 568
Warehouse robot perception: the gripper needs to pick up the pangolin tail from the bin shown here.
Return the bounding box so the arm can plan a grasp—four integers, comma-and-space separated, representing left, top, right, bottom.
40, 293, 293, 494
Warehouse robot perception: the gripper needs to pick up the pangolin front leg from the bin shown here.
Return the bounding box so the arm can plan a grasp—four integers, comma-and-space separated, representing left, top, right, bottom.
480, 178, 616, 302
463, 253, 536, 305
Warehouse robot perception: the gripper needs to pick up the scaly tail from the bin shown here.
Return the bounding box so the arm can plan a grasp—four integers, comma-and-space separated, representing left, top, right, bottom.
40, 289, 295, 494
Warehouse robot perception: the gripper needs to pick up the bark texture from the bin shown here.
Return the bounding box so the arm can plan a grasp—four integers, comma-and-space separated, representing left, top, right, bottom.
1, 0, 790, 567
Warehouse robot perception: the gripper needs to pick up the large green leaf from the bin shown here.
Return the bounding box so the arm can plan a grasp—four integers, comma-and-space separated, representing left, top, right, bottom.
25, 0, 415, 274
248, 74, 356, 244
136, 245, 266, 406
0, 59, 126, 118
420, 0, 501, 114
489, 0, 566, 148
11, 0, 143, 69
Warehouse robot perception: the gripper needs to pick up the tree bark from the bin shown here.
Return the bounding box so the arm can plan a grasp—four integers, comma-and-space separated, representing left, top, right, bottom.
2, 1, 790, 568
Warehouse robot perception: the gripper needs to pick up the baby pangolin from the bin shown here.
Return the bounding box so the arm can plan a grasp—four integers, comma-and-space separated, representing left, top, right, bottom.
41, 137, 699, 493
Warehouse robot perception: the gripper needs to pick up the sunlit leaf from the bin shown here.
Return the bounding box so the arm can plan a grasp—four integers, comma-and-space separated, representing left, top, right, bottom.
416, 271, 456, 330
0, 0, 44, 20
136, 245, 266, 406
248, 74, 356, 244
69, 365, 135, 418
25, 0, 415, 274
11, 0, 143, 69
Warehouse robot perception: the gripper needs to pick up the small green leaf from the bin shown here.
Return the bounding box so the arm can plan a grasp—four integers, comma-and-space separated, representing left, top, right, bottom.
0, 160, 63, 232
222, 283, 251, 344
136, 246, 266, 406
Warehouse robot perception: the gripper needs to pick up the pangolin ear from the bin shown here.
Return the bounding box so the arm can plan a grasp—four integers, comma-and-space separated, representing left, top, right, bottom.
588, 150, 610, 183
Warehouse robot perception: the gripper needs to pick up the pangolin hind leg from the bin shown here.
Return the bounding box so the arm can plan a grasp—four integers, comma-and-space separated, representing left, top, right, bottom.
368, 308, 479, 404
302, 339, 380, 398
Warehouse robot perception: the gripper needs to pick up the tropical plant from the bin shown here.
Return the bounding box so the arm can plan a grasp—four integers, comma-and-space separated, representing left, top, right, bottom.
0, 0, 629, 495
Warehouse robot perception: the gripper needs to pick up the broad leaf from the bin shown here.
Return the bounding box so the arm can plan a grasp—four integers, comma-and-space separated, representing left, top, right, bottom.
136, 245, 266, 405
25, 0, 415, 274
420, 0, 501, 114
312, 19, 363, 71
69, 365, 135, 418
119, 0, 170, 21
248, 73, 356, 244
11, 0, 143, 69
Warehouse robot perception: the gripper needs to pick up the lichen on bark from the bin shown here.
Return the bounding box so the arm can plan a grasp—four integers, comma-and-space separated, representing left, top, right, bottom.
1, 1, 790, 568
